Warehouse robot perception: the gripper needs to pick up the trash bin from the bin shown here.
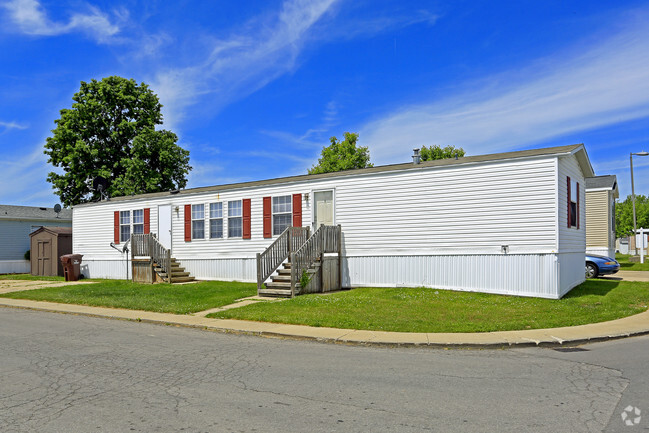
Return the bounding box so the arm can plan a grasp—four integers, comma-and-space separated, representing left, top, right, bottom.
60, 254, 84, 281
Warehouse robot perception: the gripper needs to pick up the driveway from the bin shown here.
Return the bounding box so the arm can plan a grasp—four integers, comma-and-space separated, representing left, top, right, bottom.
600, 270, 649, 282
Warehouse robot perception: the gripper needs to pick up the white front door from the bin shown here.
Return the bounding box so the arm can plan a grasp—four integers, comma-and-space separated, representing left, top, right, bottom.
313, 190, 334, 229
158, 205, 172, 250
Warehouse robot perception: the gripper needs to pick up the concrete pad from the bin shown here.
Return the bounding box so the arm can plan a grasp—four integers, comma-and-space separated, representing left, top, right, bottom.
602, 270, 649, 282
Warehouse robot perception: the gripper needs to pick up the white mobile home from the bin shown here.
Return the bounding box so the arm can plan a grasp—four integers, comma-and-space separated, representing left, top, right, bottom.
73, 144, 594, 299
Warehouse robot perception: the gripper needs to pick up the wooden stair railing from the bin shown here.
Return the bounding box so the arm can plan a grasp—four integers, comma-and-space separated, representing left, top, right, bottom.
256, 226, 310, 293
131, 233, 172, 283
290, 225, 341, 297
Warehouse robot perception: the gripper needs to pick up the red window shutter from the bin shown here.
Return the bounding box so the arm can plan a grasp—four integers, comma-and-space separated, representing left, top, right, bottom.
114, 211, 120, 244
292, 193, 302, 227
576, 182, 580, 229
263, 197, 271, 238
567, 176, 571, 228
184, 204, 191, 242
143, 208, 150, 234
242, 198, 251, 239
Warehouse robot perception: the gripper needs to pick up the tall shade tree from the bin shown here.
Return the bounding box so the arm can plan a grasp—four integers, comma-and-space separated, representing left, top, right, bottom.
308, 132, 373, 175
44, 76, 191, 207
420, 145, 465, 161
615, 194, 649, 238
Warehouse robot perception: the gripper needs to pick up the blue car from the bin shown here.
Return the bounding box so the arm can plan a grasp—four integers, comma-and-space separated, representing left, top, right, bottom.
585, 254, 620, 278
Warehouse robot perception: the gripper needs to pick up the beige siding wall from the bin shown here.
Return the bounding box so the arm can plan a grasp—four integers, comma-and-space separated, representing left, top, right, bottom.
586, 190, 609, 249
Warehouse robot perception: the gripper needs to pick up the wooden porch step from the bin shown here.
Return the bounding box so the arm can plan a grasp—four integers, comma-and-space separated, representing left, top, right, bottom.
171, 276, 195, 283
258, 288, 292, 297
264, 281, 301, 290
271, 274, 291, 283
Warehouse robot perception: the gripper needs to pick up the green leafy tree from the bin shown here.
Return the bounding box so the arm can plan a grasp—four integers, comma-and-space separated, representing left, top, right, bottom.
44, 76, 191, 207
419, 144, 465, 161
616, 194, 649, 238
308, 132, 373, 174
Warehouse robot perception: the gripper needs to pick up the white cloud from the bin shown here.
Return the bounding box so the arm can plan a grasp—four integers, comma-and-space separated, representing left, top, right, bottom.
0, 144, 57, 206
0, 120, 27, 132
2, 0, 121, 42
360, 13, 649, 164
150, 0, 338, 130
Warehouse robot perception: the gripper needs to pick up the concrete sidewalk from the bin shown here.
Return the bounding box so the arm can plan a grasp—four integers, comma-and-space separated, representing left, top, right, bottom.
1, 297, 648, 348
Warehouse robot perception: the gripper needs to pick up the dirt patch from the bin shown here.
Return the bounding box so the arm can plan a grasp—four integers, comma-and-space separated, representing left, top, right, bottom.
0, 280, 96, 294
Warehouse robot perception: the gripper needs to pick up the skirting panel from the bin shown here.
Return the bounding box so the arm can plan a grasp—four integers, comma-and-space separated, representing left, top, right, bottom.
79, 259, 131, 280
557, 252, 586, 298
179, 258, 257, 282
343, 254, 562, 298
0, 260, 30, 274
76, 254, 580, 299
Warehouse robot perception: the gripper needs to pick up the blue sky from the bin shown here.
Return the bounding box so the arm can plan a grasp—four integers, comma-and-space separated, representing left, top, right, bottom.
2, 0, 649, 207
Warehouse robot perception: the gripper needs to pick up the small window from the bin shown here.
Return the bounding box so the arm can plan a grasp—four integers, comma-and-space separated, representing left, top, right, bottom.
272, 195, 292, 235
192, 204, 205, 239
120, 210, 131, 242
133, 209, 144, 235
209, 203, 223, 239
228, 200, 242, 238
568, 178, 579, 228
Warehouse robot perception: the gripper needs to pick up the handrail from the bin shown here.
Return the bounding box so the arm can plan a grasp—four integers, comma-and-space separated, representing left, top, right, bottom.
130, 233, 172, 283
256, 226, 310, 292
290, 225, 341, 296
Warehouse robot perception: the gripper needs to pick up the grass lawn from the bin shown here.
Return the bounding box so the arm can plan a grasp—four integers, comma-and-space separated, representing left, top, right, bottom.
0, 276, 257, 314
616, 253, 649, 271
208, 280, 649, 333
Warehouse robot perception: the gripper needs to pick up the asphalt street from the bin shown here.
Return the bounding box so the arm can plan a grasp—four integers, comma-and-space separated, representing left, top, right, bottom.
0, 307, 647, 432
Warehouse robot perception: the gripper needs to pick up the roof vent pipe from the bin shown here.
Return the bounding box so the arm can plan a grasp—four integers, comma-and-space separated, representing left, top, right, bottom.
412, 148, 421, 165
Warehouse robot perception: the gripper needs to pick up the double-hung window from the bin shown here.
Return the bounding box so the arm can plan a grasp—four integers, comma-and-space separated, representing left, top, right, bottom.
119, 211, 131, 242
272, 195, 292, 235
228, 200, 242, 238
133, 209, 144, 235
192, 204, 205, 239
210, 203, 223, 239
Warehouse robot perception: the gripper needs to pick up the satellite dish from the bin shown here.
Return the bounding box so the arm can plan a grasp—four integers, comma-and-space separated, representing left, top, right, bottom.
93, 176, 108, 192
53, 204, 62, 215
92, 176, 110, 200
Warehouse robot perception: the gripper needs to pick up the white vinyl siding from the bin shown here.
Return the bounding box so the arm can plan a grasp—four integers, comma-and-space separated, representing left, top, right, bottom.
558, 156, 586, 252
272, 195, 292, 235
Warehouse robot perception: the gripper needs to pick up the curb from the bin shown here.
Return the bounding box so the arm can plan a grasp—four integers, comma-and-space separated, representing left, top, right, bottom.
1, 300, 649, 349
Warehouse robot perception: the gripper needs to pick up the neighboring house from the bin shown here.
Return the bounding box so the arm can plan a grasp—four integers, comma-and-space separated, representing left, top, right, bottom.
0, 205, 72, 274
585, 175, 619, 258
73, 144, 594, 299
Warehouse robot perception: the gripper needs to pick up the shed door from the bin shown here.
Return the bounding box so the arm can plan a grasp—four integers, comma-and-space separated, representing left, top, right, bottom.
313, 190, 334, 229
158, 205, 172, 250
37, 240, 51, 276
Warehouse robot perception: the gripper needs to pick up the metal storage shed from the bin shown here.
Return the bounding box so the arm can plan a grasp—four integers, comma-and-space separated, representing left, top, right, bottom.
30, 227, 72, 277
